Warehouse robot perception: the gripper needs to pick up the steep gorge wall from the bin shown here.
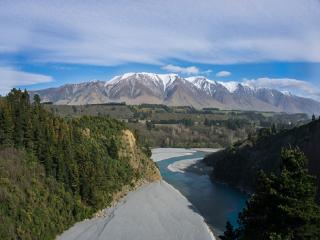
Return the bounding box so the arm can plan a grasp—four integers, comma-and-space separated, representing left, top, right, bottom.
119, 129, 161, 183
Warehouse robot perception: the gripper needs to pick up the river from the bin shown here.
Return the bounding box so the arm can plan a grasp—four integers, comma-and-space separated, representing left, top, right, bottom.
154, 149, 248, 235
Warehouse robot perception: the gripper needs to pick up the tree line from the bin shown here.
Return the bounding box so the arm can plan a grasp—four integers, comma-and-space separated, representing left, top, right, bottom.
0, 89, 141, 239
220, 148, 320, 239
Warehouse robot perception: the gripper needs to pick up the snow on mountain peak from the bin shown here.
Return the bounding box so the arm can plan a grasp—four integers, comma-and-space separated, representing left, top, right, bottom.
105, 72, 178, 91
219, 81, 258, 93
281, 90, 292, 96
185, 76, 206, 82
219, 81, 241, 93
105, 72, 295, 97
31, 71, 320, 115
185, 76, 220, 96
186, 76, 216, 83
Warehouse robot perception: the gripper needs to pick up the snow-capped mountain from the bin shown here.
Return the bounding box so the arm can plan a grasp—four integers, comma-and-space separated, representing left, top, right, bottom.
30, 72, 320, 115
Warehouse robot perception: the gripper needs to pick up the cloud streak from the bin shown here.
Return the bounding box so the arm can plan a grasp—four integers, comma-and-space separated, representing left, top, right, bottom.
216, 71, 231, 77
0, 66, 53, 95
162, 65, 200, 75
0, 0, 319, 66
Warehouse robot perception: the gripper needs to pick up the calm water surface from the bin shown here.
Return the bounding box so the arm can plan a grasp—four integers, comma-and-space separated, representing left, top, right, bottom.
156, 150, 248, 234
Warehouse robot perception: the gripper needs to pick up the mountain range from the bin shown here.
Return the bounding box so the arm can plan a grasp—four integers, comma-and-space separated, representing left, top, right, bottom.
31, 72, 320, 115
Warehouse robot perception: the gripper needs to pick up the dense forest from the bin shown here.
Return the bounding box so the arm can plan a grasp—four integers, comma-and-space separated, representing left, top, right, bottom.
204, 116, 320, 201
221, 149, 320, 239
0, 89, 159, 239
46, 103, 308, 148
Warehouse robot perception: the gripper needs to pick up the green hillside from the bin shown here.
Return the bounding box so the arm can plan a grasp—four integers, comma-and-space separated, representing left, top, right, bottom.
45, 103, 308, 148
220, 149, 320, 239
204, 117, 320, 200
0, 89, 159, 239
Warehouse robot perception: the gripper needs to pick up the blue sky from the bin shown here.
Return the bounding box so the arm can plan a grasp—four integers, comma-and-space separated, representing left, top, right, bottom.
0, 0, 320, 100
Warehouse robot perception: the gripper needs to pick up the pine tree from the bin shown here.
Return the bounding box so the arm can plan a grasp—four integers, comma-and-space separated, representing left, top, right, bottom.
235, 148, 320, 240
1, 106, 14, 146
204, 118, 209, 126
312, 114, 316, 121
33, 94, 41, 106
146, 120, 153, 131
271, 123, 277, 135
108, 137, 118, 159
0, 107, 5, 144
0, 89, 141, 239
220, 221, 237, 240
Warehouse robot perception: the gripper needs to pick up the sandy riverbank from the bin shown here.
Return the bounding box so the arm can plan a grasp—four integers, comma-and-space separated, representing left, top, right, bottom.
191, 148, 223, 153
167, 158, 202, 173
153, 148, 217, 175
58, 181, 215, 240
57, 148, 216, 240
151, 148, 220, 162
151, 148, 196, 162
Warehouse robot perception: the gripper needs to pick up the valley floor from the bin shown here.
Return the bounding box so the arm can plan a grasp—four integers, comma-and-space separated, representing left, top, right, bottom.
58, 148, 217, 240
58, 181, 214, 240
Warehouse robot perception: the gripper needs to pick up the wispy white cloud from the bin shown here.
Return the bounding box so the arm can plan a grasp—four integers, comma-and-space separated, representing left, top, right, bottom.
216, 71, 231, 77
162, 64, 200, 75
0, 66, 53, 95
243, 77, 320, 101
202, 69, 212, 76
0, 0, 319, 65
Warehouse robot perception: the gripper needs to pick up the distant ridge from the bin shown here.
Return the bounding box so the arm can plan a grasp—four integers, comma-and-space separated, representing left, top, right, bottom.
30, 72, 320, 115
204, 118, 320, 201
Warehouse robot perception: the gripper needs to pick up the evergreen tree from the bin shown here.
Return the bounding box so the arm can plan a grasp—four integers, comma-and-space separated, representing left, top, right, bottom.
108, 137, 118, 159
312, 114, 316, 121
33, 94, 41, 106
146, 120, 153, 130
0, 89, 157, 239
234, 148, 320, 240
1, 106, 14, 146
271, 123, 277, 135
204, 118, 209, 126
220, 221, 237, 240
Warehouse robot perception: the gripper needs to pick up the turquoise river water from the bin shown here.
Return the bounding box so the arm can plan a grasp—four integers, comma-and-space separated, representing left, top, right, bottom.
156, 150, 248, 235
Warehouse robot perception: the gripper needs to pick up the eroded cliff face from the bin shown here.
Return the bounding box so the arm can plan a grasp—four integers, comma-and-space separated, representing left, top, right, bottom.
119, 129, 161, 183
94, 129, 161, 218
